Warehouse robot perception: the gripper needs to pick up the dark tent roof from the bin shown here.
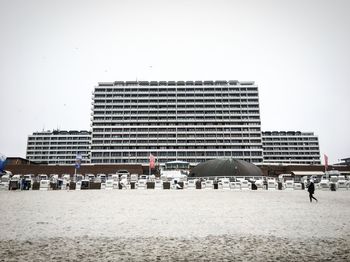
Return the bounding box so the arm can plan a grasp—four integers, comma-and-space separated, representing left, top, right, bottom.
189, 158, 263, 177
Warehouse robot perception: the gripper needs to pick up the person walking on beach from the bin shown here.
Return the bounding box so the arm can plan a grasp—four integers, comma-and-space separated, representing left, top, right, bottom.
307, 178, 318, 203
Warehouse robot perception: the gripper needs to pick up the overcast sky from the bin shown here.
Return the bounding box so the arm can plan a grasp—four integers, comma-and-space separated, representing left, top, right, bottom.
1, 0, 349, 164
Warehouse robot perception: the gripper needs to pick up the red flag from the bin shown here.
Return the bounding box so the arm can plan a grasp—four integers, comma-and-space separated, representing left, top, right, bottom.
149, 154, 155, 169
324, 154, 328, 171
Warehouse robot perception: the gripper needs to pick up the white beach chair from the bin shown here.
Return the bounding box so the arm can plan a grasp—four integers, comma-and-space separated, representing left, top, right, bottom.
113, 181, 119, 189
267, 180, 277, 190
240, 180, 250, 190
336, 178, 348, 190
75, 181, 81, 190
105, 179, 114, 190
154, 180, 163, 190
217, 181, 223, 189
205, 180, 213, 189
233, 182, 241, 190
130, 174, 138, 183
187, 179, 196, 190
137, 179, 147, 190
284, 180, 294, 190
39, 180, 50, 191
221, 179, 231, 190
293, 182, 302, 190
0, 175, 10, 191
319, 179, 330, 191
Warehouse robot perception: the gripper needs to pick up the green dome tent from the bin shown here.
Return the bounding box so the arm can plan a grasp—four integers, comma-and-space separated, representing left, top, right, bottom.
189, 158, 263, 177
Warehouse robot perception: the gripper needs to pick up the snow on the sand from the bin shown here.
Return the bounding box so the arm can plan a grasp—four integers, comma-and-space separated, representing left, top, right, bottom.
0, 190, 349, 261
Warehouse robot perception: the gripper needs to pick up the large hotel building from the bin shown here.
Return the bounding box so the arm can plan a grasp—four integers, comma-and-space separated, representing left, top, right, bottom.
26, 130, 91, 165
25, 80, 322, 166
262, 131, 321, 165
90, 80, 263, 165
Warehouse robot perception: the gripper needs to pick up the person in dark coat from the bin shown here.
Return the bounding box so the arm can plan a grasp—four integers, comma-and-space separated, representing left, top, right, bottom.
307, 178, 318, 203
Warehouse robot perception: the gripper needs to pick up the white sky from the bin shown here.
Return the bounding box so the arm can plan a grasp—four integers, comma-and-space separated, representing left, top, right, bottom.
1, 0, 349, 164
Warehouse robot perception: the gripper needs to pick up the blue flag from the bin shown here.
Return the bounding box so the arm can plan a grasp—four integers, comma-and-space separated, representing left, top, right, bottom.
0, 153, 7, 172
75, 154, 82, 169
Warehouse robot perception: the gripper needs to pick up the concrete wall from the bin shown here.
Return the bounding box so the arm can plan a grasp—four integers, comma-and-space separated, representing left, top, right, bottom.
5, 164, 144, 176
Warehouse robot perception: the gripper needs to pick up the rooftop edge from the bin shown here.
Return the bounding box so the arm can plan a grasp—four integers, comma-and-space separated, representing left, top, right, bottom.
97, 80, 255, 87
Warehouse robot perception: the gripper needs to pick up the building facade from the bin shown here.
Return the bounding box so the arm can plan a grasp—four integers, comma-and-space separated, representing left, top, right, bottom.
26, 130, 91, 165
335, 157, 350, 166
90, 80, 263, 165
262, 131, 321, 164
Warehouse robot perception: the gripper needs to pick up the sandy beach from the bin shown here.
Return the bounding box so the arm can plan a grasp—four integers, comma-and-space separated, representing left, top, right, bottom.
0, 190, 349, 261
